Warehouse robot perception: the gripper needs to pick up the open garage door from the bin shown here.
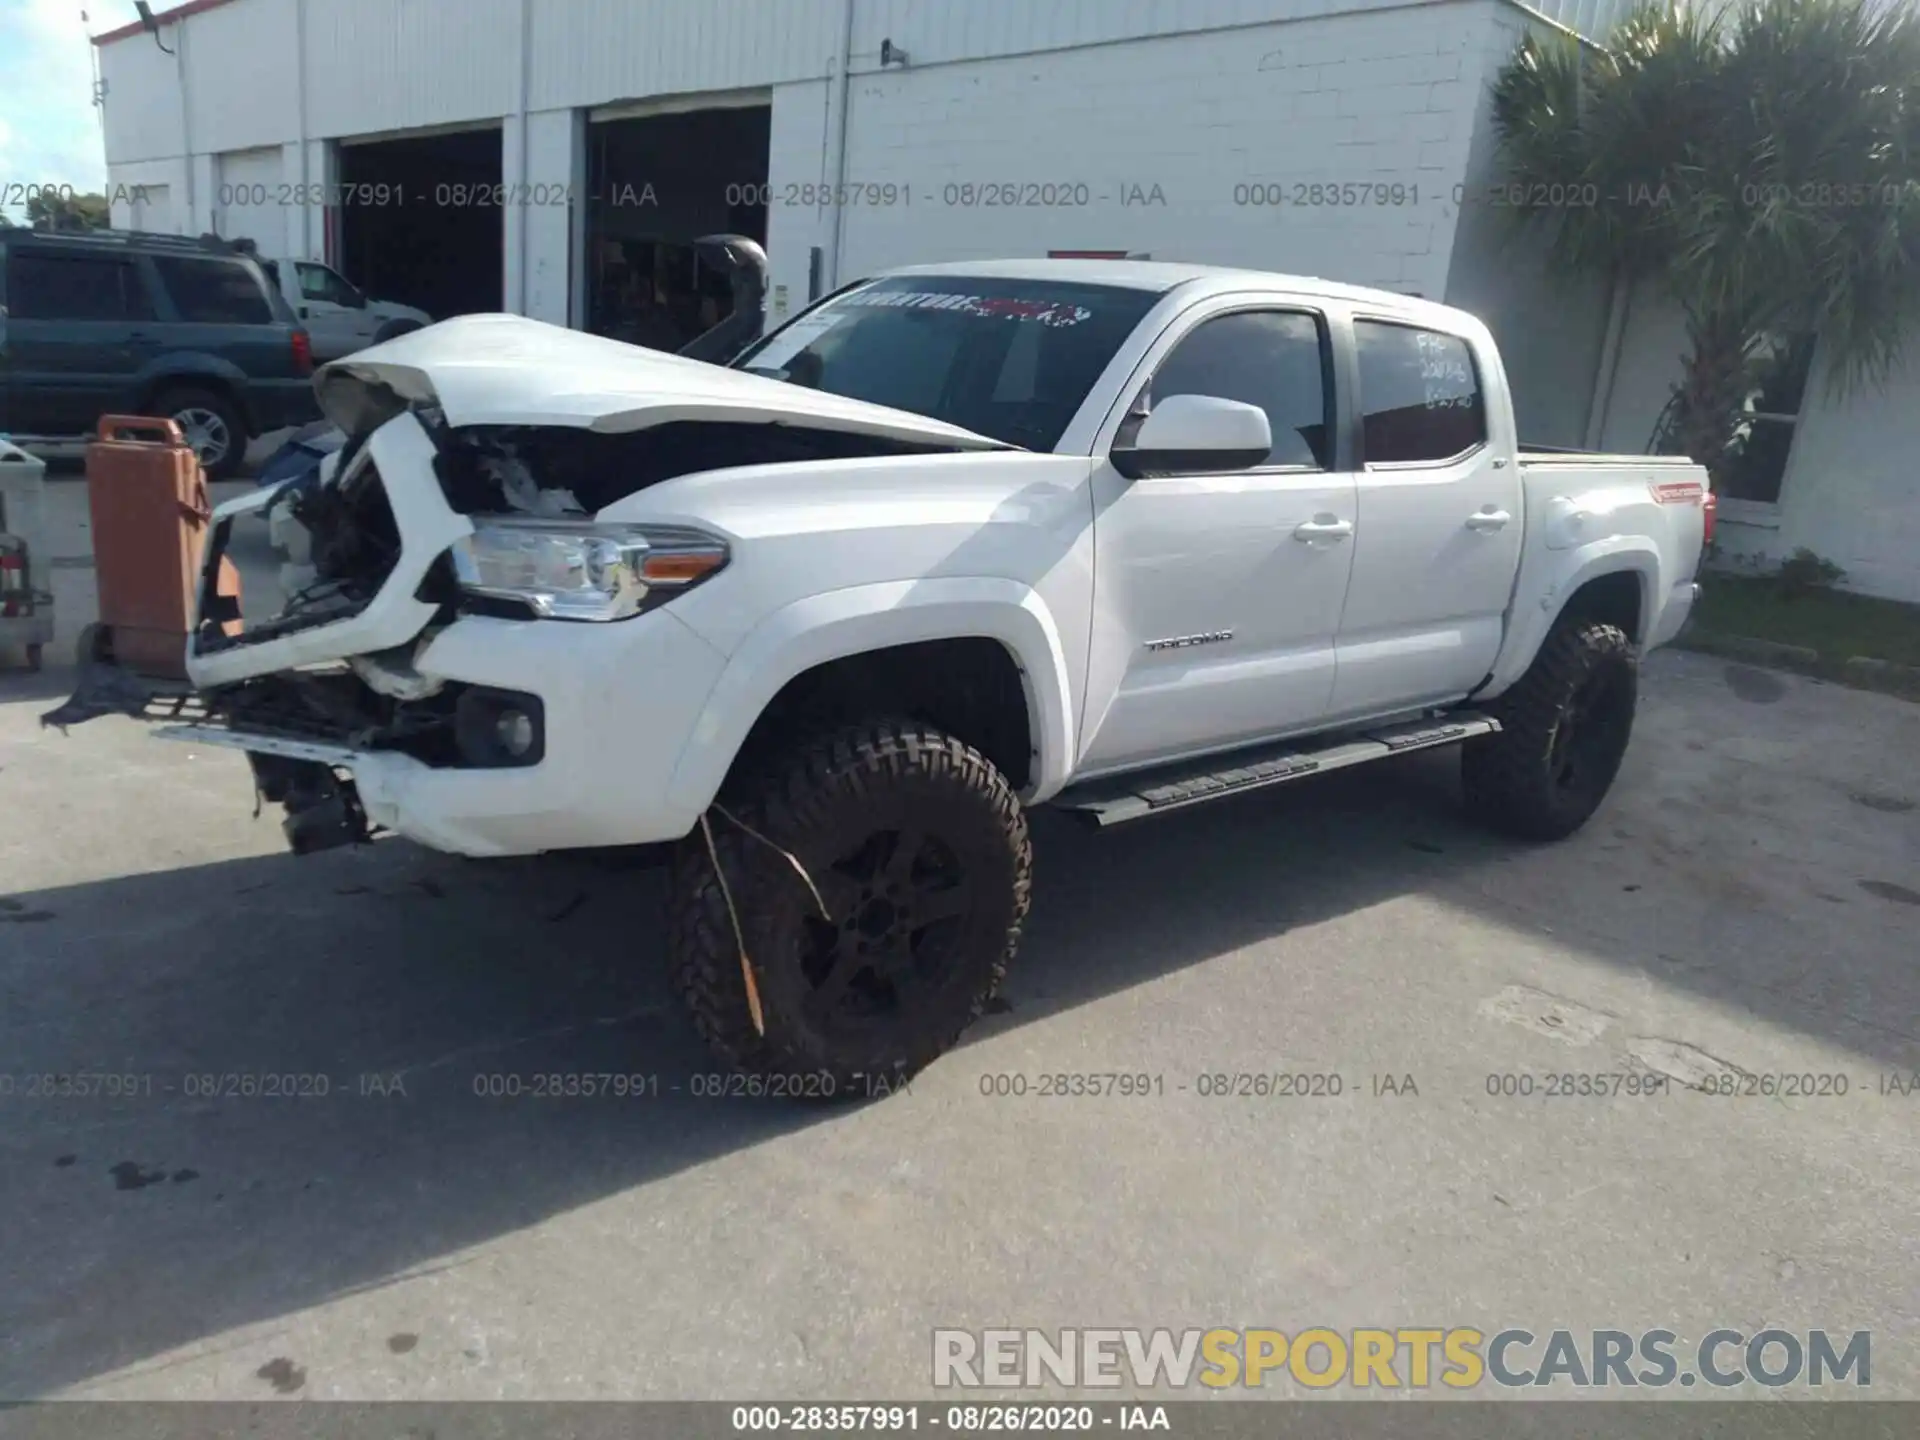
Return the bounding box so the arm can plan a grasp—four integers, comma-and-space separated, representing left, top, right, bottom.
585, 103, 768, 349
335, 124, 502, 323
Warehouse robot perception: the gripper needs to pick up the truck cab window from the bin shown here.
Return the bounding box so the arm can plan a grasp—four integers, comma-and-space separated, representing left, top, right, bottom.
1143, 310, 1330, 468
297, 262, 365, 308
1355, 320, 1486, 464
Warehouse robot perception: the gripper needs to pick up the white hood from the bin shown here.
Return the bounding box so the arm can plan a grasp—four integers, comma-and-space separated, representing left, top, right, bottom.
313, 313, 1007, 450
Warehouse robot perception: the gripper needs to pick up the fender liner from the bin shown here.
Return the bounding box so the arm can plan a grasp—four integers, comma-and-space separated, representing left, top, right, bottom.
665, 577, 1077, 813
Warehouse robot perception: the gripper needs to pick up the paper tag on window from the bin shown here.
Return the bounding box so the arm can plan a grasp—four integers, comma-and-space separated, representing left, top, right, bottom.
750, 311, 843, 370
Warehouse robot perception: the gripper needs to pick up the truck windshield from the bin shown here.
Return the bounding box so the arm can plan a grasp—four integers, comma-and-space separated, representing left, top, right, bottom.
733, 276, 1161, 451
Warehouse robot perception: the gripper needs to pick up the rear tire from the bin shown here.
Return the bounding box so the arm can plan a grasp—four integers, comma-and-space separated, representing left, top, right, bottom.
151, 386, 246, 481
1462, 618, 1638, 841
668, 719, 1031, 1095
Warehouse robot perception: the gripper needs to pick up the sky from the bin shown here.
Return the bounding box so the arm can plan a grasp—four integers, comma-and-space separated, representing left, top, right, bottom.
0, 0, 142, 220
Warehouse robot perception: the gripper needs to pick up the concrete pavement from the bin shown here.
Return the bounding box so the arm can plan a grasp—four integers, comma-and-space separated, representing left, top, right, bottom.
1, 477, 1915, 1402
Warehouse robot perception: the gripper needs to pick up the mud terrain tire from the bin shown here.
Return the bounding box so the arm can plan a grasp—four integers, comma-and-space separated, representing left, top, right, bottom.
1462, 619, 1638, 841
668, 719, 1031, 1093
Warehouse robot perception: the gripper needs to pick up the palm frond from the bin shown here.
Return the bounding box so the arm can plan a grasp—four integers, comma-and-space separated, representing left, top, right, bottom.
1493, 0, 1920, 398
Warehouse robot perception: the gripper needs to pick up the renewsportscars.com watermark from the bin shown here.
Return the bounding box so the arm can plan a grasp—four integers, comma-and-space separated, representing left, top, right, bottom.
932, 1328, 1872, 1391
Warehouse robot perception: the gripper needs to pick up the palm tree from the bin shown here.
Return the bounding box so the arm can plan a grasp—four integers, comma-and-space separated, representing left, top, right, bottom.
1491, 0, 1920, 488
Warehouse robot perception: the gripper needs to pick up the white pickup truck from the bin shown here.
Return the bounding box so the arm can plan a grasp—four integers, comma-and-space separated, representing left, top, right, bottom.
256, 255, 431, 363
55, 260, 1710, 1089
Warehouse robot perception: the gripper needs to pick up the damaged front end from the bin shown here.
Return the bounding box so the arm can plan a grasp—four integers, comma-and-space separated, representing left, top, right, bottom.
42, 312, 1004, 856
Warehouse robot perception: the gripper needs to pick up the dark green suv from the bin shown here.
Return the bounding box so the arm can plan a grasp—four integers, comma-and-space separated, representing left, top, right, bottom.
0, 229, 319, 479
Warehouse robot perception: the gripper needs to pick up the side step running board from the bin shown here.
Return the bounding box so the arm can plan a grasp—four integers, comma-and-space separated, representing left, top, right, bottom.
1055, 714, 1500, 828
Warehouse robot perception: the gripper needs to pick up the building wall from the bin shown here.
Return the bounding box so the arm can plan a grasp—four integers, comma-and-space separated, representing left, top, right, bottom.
303, 0, 523, 139
97, 29, 186, 164
1442, 1, 1612, 447
1776, 350, 1920, 603
213, 146, 286, 250
530, 0, 841, 113
764, 3, 1486, 323
185, 0, 300, 153
94, 0, 1919, 603
1596, 288, 1920, 604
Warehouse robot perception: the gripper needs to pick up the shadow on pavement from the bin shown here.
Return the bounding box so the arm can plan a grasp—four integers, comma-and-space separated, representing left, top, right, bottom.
0, 717, 1913, 1396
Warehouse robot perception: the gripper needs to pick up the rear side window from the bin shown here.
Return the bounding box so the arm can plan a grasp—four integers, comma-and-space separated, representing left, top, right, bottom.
1145, 310, 1331, 468
1355, 320, 1486, 464
153, 255, 274, 324
6, 252, 154, 322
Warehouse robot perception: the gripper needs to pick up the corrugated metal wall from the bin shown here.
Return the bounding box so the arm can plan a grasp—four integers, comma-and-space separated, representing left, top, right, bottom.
849, 0, 1435, 66
304, 0, 523, 137
100, 0, 1639, 170
98, 33, 187, 164
185, 0, 300, 152
528, 0, 843, 112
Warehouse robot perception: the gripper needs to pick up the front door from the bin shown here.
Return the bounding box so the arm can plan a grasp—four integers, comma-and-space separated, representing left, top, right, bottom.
1, 246, 153, 438
293, 262, 378, 359
1329, 317, 1524, 717
1078, 302, 1359, 776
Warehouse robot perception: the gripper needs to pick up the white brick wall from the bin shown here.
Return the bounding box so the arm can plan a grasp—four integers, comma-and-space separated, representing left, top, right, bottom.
765, 3, 1491, 312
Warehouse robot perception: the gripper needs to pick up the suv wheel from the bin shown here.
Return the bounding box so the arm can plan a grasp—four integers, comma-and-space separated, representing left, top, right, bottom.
668, 719, 1031, 1094
153, 387, 245, 481
1461, 618, 1638, 841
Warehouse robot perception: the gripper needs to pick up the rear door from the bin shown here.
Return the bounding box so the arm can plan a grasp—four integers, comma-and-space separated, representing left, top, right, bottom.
1328, 316, 1523, 715
149, 252, 290, 381
3, 245, 155, 437
1078, 297, 1359, 774
293, 262, 378, 359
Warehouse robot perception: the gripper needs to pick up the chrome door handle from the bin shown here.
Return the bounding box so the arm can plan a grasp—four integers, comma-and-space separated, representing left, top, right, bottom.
1293, 517, 1354, 542
1466, 509, 1512, 531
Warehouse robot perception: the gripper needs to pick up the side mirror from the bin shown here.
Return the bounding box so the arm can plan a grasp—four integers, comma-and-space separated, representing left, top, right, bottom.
1112, 393, 1271, 479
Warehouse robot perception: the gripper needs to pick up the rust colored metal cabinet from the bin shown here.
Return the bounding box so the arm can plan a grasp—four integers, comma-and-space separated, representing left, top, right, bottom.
84, 415, 239, 678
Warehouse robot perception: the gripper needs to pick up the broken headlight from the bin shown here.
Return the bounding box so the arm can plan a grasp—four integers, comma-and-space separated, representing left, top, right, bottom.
449, 519, 727, 622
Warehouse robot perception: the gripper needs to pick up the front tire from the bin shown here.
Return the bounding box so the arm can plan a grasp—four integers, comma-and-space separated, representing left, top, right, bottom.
1461, 618, 1638, 841
668, 720, 1031, 1092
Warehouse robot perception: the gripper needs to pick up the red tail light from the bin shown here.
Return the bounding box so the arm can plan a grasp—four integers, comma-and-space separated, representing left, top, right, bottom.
0, 544, 26, 619
292, 328, 313, 376
1649, 478, 1714, 546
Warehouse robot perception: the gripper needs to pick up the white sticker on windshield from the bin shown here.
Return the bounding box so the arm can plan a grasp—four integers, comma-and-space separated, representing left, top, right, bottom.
749, 311, 846, 369
839, 291, 1094, 327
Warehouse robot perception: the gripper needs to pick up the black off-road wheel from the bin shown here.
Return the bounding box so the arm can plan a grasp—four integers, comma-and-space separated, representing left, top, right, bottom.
1461, 618, 1638, 841
668, 720, 1032, 1095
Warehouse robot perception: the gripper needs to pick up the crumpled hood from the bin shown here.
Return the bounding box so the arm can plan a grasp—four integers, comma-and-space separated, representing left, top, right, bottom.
313, 313, 1008, 450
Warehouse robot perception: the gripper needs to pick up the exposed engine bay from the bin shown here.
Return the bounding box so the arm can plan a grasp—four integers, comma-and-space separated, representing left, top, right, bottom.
247, 408, 963, 641
42, 294, 1010, 855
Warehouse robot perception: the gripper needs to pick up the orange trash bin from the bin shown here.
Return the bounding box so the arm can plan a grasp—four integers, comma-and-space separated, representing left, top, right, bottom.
84, 415, 241, 679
